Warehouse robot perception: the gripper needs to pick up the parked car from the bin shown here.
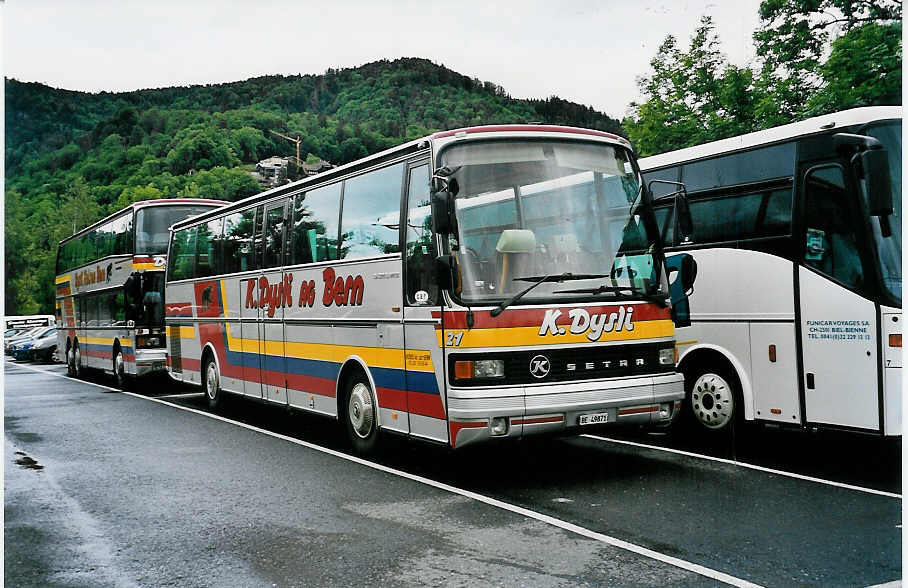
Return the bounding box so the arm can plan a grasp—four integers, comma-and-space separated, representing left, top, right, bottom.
27, 328, 58, 362
5, 326, 46, 355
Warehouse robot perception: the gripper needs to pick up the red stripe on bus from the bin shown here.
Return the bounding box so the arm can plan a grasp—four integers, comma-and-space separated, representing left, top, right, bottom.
512, 416, 564, 425
408, 391, 446, 419
432, 125, 621, 141
376, 387, 407, 411
449, 420, 487, 448
617, 405, 659, 416
165, 303, 193, 316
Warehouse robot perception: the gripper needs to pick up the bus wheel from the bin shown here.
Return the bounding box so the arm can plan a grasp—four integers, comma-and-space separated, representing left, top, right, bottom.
112, 347, 129, 390
203, 356, 223, 410
66, 344, 76, 376
73, 343, 83, 378
685, 364, 739, 432
343, 374, 378, 454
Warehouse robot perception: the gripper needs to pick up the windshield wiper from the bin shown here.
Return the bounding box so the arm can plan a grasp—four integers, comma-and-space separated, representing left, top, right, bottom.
490, 272, 607, 317
555, 284, 669, 307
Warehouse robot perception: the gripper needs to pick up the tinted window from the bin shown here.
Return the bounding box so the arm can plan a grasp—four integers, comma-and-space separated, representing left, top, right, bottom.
654, 206, 675, 246
136, 205, 216, 254
643, 165, 682, 197
339, 163, 404, 259
263, 203, 287, 269
803, 166, 863, 288
251, 205, 264, 270
222, 209, 256, 274
687, 188, 792, 244
681, 142, 796, 192
296, 182, 342, 262
169, 226, 197, 281
404, 164, 437, 305
196, 218, 223, 278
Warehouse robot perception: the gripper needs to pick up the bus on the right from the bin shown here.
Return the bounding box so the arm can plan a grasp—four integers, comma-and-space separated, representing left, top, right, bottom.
639, 107, 901, 439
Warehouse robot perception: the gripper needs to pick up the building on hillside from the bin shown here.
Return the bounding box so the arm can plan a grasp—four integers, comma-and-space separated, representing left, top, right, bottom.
250, 156, 336, 187
252, 156, 290, 187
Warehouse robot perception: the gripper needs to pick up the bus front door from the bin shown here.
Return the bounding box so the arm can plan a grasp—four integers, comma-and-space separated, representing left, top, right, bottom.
799, 164, 880, 431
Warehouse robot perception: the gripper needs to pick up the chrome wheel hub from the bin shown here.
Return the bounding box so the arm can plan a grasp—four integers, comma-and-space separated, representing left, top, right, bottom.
206, 363, 219, 400
348, 383, 374, 439
691, 373, 733, 430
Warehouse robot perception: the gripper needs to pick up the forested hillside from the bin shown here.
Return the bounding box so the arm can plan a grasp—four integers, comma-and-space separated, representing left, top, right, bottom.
5, 57, 622, 315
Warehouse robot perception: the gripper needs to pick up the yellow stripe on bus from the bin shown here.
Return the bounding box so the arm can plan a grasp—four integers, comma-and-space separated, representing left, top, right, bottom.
214, 281, 435, 372
166, 326, 196, 339
132, 263, 160, 271
435, 320, 675, 348
83, 336, 118, 345
56, 275, 72, 284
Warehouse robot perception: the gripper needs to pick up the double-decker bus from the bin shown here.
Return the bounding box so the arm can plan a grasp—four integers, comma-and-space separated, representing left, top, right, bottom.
639, 107, 901, 439
165, 125, 697, 451
56, 198, 227, 387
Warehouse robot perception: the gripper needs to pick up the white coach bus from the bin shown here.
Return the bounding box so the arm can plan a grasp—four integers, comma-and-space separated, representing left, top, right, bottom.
639, 107, 901, 439
164, 124, 698, 452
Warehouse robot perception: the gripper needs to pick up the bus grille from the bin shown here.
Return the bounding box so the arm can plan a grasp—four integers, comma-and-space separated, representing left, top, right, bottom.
448, 342, 673, 387
170, 325, 183, 374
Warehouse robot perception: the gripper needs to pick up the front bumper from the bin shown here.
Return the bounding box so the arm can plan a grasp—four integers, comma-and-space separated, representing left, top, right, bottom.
447, 373, 684, 448
134, 348, 167, 377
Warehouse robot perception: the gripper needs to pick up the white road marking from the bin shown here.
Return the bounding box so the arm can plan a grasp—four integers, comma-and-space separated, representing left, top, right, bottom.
154, 392, 206, 399
12, 363, 762, 587
582, 434, 902, 500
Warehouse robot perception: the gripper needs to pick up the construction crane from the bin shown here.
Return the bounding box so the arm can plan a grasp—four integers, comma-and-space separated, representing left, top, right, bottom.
270, 130, 302, 168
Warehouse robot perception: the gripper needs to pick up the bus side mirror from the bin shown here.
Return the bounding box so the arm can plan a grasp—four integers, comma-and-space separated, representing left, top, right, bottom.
666, 253, 697, 329
431, 177, 459, 235
435, 254, 460, 292
676, 193, 693, 241
859, 148, 893, 217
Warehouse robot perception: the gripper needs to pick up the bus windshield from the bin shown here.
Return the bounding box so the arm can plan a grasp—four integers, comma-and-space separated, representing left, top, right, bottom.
865, 121, 901, 304
439, 139, 665, 305
135, 205, 217, 255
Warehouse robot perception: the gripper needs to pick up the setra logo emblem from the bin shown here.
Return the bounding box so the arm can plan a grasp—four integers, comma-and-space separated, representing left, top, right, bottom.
529, 355, 551, 379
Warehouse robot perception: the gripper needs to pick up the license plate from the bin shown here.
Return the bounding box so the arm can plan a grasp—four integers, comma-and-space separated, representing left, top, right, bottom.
579, 412, 609, 425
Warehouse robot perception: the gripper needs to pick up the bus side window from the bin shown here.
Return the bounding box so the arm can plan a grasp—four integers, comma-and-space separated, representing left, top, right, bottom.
263, 202, 286, 269
654, 206, 674, 246
803, 165, 864, 288
404, 164, 438, 305
221, 211, 253, 274
169, 226, 197, 281
339, 163, 404, 260
196, 218, 223, 278
301, 182, 342, 262
252, 205, 265, 270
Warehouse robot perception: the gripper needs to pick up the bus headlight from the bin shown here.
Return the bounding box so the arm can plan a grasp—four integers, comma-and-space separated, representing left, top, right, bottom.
659, 347, 675, 366
453, 359, 505, 381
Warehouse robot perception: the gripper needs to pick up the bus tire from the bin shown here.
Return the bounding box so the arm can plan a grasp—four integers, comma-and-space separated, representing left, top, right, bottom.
343, 373, 379, 454
682, 361, 741, 433
112, 345, 129, 390
203, 355, 223, 410
73, 341, 83, 378
66, 342, 76, 376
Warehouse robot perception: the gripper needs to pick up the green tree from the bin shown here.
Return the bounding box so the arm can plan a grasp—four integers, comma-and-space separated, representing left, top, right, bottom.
753, 0, 902, 123
624, 17, 757, 156
805, 21, 902, 115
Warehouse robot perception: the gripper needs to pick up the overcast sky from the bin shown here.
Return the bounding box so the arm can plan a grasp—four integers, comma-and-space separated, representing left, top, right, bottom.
3, 0, 763, 118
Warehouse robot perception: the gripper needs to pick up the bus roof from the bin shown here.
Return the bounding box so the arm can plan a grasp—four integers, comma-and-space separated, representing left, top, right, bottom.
59, 198, 229, 246
172, 125, 632, 230
639, 106, 902, 171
